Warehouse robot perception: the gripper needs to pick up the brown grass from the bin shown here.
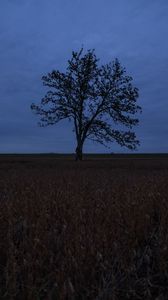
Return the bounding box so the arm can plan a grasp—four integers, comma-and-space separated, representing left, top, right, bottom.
0, 155, 168, 299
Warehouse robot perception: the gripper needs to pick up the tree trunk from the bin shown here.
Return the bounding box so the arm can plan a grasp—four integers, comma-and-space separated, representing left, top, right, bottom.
75, 143, 83, 161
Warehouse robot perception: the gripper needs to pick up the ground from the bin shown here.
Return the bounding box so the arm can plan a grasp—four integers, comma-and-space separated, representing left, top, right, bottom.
0, 154, 168, 299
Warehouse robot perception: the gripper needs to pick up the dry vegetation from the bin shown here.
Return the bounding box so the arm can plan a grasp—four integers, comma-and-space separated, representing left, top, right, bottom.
0, 154, 168, 299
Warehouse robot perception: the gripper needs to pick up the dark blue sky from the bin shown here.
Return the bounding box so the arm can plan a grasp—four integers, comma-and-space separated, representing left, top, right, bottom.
0, 0, 168, 153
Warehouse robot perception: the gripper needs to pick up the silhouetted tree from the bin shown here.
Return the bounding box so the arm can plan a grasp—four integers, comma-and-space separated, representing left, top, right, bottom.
31, 48, 141, 160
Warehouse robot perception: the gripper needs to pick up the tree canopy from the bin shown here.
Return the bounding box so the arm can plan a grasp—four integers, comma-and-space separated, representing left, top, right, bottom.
31, 48, 141, 160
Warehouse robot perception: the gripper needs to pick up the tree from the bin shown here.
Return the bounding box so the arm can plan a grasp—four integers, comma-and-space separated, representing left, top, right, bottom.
31, 48, 141, 160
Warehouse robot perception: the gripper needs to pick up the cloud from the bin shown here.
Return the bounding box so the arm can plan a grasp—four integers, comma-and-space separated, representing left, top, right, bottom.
0, 0, 168, 152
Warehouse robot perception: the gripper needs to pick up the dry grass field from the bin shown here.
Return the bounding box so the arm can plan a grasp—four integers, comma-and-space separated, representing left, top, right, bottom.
0, 154, 168, 299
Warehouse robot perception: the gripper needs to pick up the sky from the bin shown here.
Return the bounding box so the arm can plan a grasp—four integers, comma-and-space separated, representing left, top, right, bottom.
0, 0, 168, 153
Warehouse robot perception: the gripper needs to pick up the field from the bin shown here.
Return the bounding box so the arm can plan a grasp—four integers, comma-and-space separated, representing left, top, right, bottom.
0, 154, 168, 299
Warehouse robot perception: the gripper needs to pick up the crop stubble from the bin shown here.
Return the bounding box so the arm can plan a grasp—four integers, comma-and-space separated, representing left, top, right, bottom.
0, 155, 168, 299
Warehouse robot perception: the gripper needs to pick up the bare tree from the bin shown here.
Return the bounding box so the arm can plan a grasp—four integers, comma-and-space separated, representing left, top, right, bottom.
31, 48, 141, 160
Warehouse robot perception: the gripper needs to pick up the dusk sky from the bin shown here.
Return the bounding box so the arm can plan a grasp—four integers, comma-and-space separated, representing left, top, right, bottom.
0, 0, 168, 153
